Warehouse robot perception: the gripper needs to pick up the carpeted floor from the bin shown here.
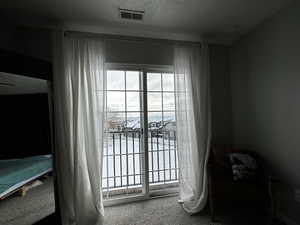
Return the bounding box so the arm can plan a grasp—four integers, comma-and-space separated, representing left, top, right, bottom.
38, 199, 269, 225
0, 177, 55, 225
0, 177, 269, 225
104, 196, 268, 225
104, 196, 211, 225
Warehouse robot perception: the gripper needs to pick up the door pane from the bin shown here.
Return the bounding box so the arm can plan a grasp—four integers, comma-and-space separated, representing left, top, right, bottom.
163, 93, 175, 111
127, 92, 140, 111
126, 112, 141, 130
148, 93, 162, 111
147, 73, 161, 91
107, 91, 125, 112
148, 112, 162, 152
163, 111, 176, 124
162, 73, 174, 91
147, 72, 178, 187
104, 70, 143, 198
107, 70, 125, 90
106, 112, 125, 132
126, 71, 140, 91
126, 112, 141, 154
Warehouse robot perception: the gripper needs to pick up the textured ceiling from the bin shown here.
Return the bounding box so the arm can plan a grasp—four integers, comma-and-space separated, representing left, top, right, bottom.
0, 0, 294, 42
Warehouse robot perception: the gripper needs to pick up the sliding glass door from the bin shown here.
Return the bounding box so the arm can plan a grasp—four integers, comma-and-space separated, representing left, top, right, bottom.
147, 72, 178, 188
103, 69, 145, 199
102, 65, 178, 201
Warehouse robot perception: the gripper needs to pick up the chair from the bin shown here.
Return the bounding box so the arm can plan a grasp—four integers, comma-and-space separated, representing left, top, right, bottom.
208, 147, 270, 222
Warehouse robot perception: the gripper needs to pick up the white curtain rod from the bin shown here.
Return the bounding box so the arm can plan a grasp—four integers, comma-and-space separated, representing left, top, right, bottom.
64, 30, 202, 47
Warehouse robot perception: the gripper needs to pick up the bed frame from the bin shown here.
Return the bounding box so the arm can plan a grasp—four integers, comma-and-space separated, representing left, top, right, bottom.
0, 169, 52, 200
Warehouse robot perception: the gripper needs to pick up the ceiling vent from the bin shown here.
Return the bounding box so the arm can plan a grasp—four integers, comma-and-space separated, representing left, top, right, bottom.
119, 8, 144, 21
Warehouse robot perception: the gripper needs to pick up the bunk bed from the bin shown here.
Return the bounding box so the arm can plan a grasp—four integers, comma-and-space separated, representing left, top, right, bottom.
0, 155, 52, 200
0, 49, 53, 200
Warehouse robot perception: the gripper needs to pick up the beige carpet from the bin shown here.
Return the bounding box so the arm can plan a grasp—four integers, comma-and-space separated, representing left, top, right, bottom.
0, 177, 55, 225
104, 196, 211, 225
0, 172, 270, 225
104, 196, 268, 225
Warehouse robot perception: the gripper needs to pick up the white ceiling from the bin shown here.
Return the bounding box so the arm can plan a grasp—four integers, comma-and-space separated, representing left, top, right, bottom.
0, 0, 294, 42
0, 72, 48, 95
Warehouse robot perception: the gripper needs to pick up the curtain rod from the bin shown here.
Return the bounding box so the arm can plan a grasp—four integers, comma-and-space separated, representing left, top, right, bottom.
64, 30, 202, 47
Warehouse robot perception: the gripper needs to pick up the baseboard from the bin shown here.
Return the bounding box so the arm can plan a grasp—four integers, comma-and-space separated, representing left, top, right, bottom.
279, 213, 299, 225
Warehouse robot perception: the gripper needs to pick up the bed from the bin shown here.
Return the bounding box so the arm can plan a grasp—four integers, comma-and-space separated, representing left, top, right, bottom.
0, 155, 52, 199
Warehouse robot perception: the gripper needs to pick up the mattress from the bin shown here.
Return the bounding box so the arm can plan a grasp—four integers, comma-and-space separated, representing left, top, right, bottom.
0, 155, 52, 198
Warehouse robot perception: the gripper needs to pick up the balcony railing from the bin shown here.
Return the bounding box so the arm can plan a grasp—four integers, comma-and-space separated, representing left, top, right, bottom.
102, 129, 178, 195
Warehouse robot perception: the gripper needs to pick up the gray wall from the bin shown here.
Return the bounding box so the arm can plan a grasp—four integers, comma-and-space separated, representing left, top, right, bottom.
210, 45, 232, 147
231, 1, 300, 222
105, 39, 174, 65
0, 23, 52, 62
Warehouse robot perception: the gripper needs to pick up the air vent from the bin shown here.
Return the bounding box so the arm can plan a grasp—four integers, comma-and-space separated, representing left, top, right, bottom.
119, 8, 144, 21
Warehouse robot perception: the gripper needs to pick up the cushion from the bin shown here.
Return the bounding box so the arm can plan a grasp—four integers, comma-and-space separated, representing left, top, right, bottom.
229, 153, 258, 181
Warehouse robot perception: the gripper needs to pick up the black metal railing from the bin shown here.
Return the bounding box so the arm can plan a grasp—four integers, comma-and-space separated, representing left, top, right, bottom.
102, 129, 178, 192
148, 130, 178, 184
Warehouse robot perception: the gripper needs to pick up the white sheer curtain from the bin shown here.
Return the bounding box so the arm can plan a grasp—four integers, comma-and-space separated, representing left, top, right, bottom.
52, 31, 105, 225
174, 43, 211, 214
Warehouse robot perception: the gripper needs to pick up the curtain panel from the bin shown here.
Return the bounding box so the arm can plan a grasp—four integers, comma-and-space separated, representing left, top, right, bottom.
174, 43, 211, 214
52, 31, 105, 225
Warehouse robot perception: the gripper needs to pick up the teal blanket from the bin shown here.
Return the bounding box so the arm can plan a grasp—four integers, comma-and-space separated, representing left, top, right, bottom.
0, 155, 52, 196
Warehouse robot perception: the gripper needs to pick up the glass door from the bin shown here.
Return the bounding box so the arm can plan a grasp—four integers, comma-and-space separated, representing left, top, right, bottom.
103, 66, 178, 201
103, 69, 145, 199
146, 72, 178, 191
